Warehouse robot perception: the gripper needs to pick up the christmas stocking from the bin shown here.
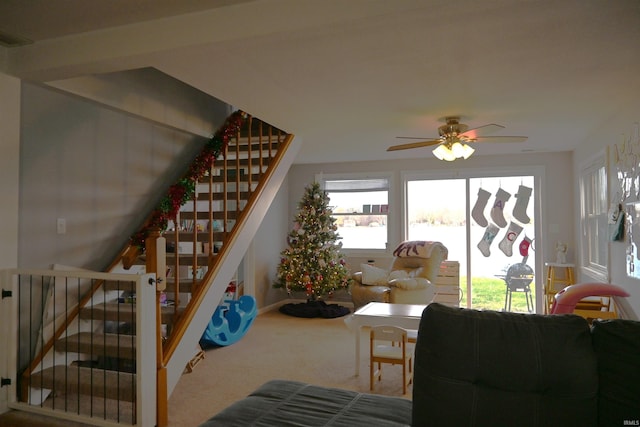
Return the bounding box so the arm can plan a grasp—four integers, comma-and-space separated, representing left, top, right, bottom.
499, 221, 523, 257
490, 188, 511, 228
477, 223, 499, 257
512, 185, 532, 224
471, 188, 491, 227
519, 236, 532, 257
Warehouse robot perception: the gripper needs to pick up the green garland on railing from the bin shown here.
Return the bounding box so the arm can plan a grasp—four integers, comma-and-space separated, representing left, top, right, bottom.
130, 110, 248, 250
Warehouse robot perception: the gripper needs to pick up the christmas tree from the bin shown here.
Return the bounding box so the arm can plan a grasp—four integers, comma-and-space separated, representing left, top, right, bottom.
274, 181, 351, 300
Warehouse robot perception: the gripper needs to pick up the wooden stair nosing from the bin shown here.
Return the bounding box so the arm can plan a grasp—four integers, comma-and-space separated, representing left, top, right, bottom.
209, 173, 265, 183
164, 279, 196, 294
29, 365, 135, 402
221, 157, 272, 167
165, 253, 211, 266
80, 303, 180, 324
178, 210, 241, 221
102, 276, 197, 294
56, 332, 136, 360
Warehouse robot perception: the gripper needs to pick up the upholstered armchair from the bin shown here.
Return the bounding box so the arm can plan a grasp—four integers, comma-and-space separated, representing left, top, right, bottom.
350, 241, 448, 310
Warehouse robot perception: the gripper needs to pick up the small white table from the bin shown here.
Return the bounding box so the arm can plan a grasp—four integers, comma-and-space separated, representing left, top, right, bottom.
346, 302, 427, 376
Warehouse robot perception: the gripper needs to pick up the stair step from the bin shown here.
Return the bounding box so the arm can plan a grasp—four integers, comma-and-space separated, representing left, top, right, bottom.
102, 277, 197, 294
80, 303, 180, 324
209, 172, 264, 183
56, 332, 136, 360
165, 253, 212, 265
179, 210, 243, 221
164, 279, 196, 294
40, 392, 135, 425
29, 365, 135, 402
221, 157, 272, 168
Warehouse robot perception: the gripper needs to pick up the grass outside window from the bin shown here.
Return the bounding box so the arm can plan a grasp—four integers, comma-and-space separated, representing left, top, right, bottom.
462, 276, 536, 313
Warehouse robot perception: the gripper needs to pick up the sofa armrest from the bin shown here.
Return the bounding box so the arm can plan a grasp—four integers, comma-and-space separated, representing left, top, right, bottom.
350, 282, 390, 310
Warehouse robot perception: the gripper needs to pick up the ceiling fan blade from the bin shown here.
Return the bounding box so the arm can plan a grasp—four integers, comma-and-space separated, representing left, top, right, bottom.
461, 124, 504, 139
387, 139, 442, 151
395, 136, 438, 140
471, 136, 528, 143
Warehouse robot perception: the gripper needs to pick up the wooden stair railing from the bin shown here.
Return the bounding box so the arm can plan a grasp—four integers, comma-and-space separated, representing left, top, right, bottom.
131, 112, 293, 425
17, 110, 294, 427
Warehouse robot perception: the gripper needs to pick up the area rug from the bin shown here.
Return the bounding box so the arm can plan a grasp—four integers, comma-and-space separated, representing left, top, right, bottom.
279, 300, 350, 318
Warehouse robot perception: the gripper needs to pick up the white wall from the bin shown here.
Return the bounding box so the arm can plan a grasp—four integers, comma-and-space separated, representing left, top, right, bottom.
573, 98, 640, 317
0, 71, 20, 415
252, 175, 291, 307
0, 73, 20, 269
18, 82, 223, 270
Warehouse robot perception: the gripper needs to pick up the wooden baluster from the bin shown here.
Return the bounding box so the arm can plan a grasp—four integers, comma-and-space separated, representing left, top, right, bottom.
223, 142, 228, 239
235, 124, 241, 221
191, 187, 198, 295
173, 215, 180, 315
208, 165, 214, 259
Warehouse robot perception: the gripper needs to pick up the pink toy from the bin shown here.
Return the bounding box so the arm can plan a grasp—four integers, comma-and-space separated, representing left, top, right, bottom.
551, 283, 630, 314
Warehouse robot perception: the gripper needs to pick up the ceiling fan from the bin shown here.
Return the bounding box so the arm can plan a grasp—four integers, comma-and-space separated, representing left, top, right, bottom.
387, 116, 528, 161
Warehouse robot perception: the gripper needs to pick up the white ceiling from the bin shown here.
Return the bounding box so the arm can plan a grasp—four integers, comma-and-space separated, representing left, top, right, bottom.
1, 0, 639, 164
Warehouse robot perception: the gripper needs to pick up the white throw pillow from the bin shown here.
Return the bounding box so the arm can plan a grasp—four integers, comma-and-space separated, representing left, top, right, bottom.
360, 264, 389, 286
388, 270, 409, 280
389, 277, 429, 290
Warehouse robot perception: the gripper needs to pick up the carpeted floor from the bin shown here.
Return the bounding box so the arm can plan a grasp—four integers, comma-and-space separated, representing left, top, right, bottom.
0, 304, 413, 426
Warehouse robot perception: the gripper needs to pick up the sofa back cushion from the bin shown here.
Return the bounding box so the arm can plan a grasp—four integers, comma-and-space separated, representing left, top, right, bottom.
591, 319, 640, 426
412, 303, 598, 427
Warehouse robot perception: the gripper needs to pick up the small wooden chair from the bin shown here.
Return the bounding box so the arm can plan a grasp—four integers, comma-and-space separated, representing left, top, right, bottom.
370, 325, 413, 394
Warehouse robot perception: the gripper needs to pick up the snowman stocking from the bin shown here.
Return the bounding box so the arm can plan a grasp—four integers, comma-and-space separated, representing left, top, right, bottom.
512, 185, 532, 224
477, 223, 499, 257
490, 188, 511, 228
499, 221, 523, 257
471, 188, 491, 227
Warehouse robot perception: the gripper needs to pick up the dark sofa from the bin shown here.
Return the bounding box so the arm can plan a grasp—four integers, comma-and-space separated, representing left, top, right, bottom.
200, 303, 640, 427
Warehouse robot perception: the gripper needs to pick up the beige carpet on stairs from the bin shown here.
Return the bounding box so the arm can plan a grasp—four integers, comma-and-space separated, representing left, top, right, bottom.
0, 305, 414, 427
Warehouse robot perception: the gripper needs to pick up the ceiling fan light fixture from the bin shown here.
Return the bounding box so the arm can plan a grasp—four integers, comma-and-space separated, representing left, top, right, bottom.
461, 143, 475, 159
451, 141, 465, 157
433, 144, 456, 161
433, 140, 474, 161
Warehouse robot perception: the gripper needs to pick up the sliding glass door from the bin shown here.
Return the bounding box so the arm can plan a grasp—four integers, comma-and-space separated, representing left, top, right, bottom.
406, 173, 538, 313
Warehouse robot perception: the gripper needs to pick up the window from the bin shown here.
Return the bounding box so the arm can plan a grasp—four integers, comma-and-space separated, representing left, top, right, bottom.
321, 176, 390, 250
580, 157, 608, 279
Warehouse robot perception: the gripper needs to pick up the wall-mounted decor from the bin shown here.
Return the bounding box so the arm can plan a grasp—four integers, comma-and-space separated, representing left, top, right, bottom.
612, 122, 640, 277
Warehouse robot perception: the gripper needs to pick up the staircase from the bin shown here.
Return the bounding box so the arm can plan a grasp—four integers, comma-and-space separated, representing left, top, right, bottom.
14, 111, 297, 426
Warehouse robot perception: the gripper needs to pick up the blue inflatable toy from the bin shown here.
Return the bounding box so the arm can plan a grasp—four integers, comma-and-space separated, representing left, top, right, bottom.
201, 295, 257, 346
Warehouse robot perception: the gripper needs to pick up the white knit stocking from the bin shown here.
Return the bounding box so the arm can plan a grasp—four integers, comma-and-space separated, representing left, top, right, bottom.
512, 185, 532, 224
477, 223, 499, 257
471, 188, 491, 227
499, 221, 524, 257
490, 188, 511, 228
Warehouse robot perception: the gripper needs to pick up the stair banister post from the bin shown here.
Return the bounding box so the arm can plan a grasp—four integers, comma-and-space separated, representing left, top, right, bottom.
145, 228, 169, 427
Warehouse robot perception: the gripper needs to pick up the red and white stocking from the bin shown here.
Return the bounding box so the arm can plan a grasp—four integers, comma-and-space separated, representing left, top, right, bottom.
519, 236, 532, 257
499, 221, 523, 257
